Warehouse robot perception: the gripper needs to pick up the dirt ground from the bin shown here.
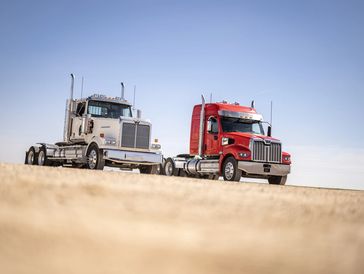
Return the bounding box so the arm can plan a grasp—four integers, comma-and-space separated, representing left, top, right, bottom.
0, 163, 363, 274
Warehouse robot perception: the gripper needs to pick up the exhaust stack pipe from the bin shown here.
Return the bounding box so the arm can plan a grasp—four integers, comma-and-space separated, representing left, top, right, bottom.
121, 82, 125, 100
198, 95, 205, 157
63, 74, 75, 142
70, 73, 75, 100
251, 100, 255, 108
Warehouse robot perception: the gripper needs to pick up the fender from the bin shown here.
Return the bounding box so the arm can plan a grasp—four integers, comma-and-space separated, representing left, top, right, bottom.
219, 144, 251, 170
85, 136, 104, 154
222, 143, 251, 160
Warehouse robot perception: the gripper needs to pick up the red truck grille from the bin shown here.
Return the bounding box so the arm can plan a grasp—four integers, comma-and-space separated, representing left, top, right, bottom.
251, 140, 282, 163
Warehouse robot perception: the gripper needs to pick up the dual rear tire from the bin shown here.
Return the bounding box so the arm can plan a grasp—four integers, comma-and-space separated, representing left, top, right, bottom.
25, 147, 36, 165
25, 146, 50, 166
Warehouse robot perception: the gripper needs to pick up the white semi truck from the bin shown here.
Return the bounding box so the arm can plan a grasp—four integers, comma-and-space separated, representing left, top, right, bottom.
25, 74, 163, 173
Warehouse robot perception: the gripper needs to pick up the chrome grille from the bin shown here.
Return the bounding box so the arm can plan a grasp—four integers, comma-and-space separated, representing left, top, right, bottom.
121, 123, 150, 149
251, 140, 282, 163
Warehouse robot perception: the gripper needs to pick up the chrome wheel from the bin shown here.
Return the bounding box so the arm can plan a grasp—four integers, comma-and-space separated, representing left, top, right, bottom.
165, 161, 173, 176
224, 162, 234, 180
38, 150, 45, 166
27, 150, 34, 165
88, 149, 98, 169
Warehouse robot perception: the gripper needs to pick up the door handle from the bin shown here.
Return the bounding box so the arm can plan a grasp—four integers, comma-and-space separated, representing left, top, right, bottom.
214, 135, 218, 140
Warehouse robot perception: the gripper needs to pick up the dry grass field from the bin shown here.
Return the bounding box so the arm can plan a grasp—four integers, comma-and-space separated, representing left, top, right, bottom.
0, 163, 363, 274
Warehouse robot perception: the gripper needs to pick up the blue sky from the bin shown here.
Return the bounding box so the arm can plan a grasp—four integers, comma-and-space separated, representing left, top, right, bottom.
0, 0, 363, 189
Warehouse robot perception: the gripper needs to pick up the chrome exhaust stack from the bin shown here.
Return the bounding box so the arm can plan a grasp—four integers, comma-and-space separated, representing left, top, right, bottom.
251, 100, 255, 108
63, 74, 75, 143
121, 82, 125, 100
198, 95, 205, 157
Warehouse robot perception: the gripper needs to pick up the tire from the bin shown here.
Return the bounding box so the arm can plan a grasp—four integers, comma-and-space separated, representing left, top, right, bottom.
268, 176, 287, 185
37, 147, 51, 166
163, 158, 175, 176
25, 147, 37, 165
86, 143, 105, 170
222, 157, 242, 182
139, 165, 159, 174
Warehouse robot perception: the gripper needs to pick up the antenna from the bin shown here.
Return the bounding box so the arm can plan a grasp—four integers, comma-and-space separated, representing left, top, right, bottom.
133, 85, 136, 109
270, 101, 273, 126
210, 93, 212, 103
81, 76, 84, 98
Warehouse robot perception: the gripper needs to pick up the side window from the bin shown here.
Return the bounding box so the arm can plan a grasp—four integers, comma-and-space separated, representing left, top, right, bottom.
207, 117, 218, 134
76, 102, 86, 116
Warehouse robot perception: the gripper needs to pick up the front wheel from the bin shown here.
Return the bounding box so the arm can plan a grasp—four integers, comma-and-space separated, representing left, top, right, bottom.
86, 144, 105, 170
222, 157, 242, 182
268, 176, 287, 185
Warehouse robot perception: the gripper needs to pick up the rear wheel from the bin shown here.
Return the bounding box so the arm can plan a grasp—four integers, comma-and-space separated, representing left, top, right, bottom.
37, 147, 51, 166
139, 165, 159, 174
163, 158, 175, 176
86, 143, 105, 170
222, 157, 242, 182
25, 147, 37, 165
268, 176, 287, 185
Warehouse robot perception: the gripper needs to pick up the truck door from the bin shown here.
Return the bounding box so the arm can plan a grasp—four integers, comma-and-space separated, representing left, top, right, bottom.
205, 116, 219, 156
71, 102, 86, 139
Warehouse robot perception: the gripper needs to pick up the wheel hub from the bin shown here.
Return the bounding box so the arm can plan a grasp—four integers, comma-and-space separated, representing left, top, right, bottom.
165, 162, 173, 176
225, 162, 234, 180
38, 151, 44, 166
88, 150, 97, 169
28, 151, 34, 164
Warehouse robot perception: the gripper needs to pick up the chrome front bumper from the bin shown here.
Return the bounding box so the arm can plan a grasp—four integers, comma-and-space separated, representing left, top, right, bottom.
104, 149, 163, 165
238, 161, 290, 177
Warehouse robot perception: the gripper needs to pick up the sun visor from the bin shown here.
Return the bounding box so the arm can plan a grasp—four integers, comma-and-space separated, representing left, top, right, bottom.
218, 110, 263, 121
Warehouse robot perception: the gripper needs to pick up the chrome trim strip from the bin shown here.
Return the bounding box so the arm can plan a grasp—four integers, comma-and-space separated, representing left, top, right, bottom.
105, 149, 162, 164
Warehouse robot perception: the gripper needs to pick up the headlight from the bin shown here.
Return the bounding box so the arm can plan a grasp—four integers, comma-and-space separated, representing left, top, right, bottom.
151, 143, 161, 150
283, 156, 290, 161
238, 152, 250, 158
104, 137, 117, 145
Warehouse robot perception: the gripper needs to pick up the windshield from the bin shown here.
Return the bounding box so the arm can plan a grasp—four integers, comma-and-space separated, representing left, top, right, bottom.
88, 100, 132, 118
221, 117, 265, 135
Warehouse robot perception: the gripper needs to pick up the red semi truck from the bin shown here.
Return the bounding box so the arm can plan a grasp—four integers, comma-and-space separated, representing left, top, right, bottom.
162, 96, 291, 184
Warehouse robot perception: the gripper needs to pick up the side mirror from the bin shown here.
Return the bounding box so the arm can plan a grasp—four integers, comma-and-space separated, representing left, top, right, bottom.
137, 109, 142, 119
207, 120, 212, 133
267, 126, 272, 137
81, 114, 91, 134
